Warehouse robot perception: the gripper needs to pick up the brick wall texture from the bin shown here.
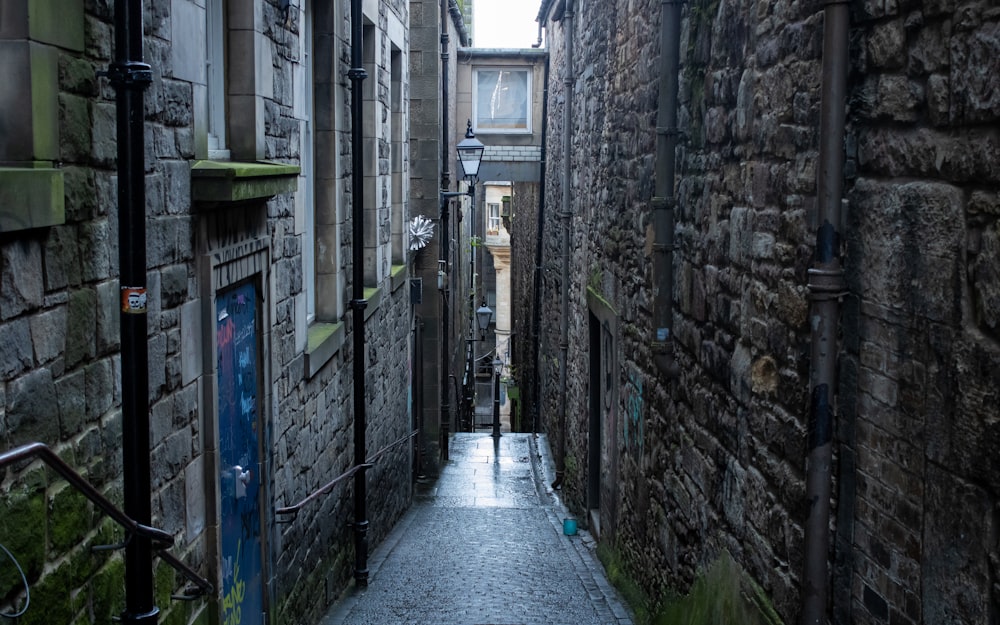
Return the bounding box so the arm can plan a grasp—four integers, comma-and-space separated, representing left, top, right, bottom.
534, 0, 1000, 623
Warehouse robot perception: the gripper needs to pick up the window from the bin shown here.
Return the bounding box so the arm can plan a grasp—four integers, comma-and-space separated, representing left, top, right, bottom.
474, 68, 531, 133
297, 1, 315, 321
486, 202, 501, 236
206, 0, 228, 157
310, 0, 345, 323
390, 45, 405, 266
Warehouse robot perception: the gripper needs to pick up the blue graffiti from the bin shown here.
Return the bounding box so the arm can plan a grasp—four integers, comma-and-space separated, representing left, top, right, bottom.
624, 368, 643, 456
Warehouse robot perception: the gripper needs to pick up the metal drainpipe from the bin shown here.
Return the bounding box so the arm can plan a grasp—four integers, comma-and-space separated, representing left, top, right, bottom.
652, 0, 682, 379
802, 0, 849, 622
554, 0, 574, 489
531, 53, 550, 436
106, 0, 156, 623
439, 0, 453, 462
348, 0, 370, 587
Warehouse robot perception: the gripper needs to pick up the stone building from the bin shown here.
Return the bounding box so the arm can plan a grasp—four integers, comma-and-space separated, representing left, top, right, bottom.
0, 1, 415, 624
531, 0, 1000, 623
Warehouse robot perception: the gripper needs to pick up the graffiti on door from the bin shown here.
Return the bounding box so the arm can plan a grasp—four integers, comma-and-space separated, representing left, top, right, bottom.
217, 282, 263, 625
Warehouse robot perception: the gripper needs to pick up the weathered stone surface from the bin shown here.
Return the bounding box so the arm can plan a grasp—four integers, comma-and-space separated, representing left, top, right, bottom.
29, 307, 65, 366
55, 368, 86, 438
0, 318, 33, 380
1, 240, 44, 320
6, 368, 59, 444
64, 288, 96, 368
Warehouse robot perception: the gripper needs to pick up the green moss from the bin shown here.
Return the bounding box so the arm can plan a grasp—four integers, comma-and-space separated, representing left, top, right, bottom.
653, 553, 783, 625
49, 483, 94, 551
596, 546, 782, 625
156, 559, 178, 609
0, 487, 46, 588
597, 542, 655, 625
90, 557, 126, 623
19, 560, 85, 625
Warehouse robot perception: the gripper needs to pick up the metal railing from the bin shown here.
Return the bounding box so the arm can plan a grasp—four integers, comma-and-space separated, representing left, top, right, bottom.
275, 429, 419, 521
0, 442, 214, 598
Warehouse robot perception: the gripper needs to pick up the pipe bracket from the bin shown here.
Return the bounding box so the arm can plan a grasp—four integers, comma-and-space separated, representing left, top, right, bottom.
347, 67, 368, 81
807, 267, 847, 300
651, 196, 677, 210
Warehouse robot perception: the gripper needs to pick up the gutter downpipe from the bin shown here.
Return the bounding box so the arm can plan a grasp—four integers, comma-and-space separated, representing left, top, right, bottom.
802, 0, 849, 622
530, 49, 550, 436
554, 0, 574, 489
439, 0, 452, 462
108, 1, 156, 622
348, 0, 370, 587
652, 0, 682, 380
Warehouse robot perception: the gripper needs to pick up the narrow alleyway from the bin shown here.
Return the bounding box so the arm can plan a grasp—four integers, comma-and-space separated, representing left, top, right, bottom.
321, 433, 634, 625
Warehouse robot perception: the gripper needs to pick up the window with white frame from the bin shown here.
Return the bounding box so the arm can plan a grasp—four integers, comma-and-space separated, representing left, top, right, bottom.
206, 0, 228, 157
487, 202, 501, 235
474, 68, 531, 133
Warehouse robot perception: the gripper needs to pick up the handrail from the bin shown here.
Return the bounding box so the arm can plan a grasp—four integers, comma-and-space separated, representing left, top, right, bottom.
0, 442, 214, 597
275, 429, 419, 519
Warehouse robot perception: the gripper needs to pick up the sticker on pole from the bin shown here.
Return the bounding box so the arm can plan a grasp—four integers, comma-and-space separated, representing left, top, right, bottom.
121, 287, 147, 313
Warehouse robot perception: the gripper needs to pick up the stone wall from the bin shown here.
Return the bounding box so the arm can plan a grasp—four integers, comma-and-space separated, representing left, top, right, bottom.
536, 0, 1000, 622
510, 181, 541, 432
0, 1, 415, 625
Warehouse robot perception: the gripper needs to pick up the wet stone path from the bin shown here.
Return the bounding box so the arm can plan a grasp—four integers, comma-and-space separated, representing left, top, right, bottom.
321, 433, 634, 625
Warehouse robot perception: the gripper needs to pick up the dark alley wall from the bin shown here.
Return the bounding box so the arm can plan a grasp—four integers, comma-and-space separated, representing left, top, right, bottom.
537, 0, 1000, 622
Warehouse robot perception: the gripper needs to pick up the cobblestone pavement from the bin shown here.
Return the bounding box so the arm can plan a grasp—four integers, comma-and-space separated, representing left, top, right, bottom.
321, 433, 634, 625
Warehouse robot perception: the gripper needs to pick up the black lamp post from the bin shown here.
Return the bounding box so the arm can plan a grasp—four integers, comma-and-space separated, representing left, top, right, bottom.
492, 358, 503, 438
439, 120, 486, 460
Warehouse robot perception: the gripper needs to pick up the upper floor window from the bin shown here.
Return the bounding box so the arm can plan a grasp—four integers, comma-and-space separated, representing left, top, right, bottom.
473, 68, 531, 134
207, 0, 229, 158
487, 202, 501, 236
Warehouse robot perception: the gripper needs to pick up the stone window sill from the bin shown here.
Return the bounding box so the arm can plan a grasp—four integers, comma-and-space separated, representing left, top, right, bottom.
191, 160, 300, 206
363, 286, 382, 321
305, 321, 345, 379
390, 264, 407, 292
0, 166, 65, 233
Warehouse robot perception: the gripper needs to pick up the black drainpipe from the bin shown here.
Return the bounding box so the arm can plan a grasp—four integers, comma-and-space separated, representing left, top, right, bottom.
652, 0, 682, 379
554, 0, 574, 489
105, 0, 155, 623
439, 0, 453, 462
348, 0, 370, 587
802, 0, 849, 622
530, 51, 550, 436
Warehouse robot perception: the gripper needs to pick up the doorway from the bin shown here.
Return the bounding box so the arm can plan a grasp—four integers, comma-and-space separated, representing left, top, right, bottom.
216, 281, 267, 625
587, 312, 602, 537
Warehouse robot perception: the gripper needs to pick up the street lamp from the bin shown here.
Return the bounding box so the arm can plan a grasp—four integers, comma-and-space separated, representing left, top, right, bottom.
492, 358, 503, 438
441, 120, 485, 202
475, 304, 493, 341
439, 121, 486, 460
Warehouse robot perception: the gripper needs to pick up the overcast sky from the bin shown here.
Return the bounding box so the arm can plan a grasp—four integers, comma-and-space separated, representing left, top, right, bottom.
473, 0, 542, 48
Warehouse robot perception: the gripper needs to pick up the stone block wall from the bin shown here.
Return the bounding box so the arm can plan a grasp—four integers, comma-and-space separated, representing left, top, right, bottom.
536, 0, 1000, 622
0, 2, 415, 625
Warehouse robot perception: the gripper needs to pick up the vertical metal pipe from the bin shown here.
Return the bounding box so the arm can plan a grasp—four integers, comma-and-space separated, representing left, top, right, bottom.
802, 0, 849, 622
109, 1, 155, 623
652, 0, 681, 379
348, 0, 370, 587
439, 0, 452, 462
554, 0, 574, 487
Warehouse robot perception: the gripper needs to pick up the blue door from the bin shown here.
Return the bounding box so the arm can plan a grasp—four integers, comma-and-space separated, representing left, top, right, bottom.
216, 282, 264, 625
